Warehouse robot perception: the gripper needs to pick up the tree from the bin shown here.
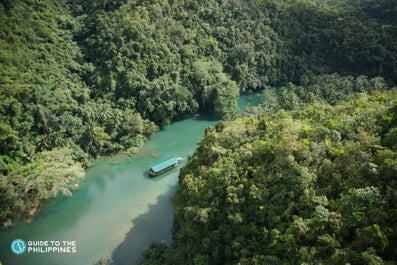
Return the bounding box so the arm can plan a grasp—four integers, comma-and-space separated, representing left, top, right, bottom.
8, 147, 85, 222
162, 90, 397, 264
192, 59, 239, 117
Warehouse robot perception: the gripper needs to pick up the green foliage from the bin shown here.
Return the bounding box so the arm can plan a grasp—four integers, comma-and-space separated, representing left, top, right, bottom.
11, 147, 85, 199
161, 89, 397, 264
1, 0, 396, 234
74, 0, 397, 125
257, 74, 391, 114
318, 0, 397, 25
192, 59, 239, 118
1, 147, 85, 227
0, 0, 159, 227
272, 0, 397, 84
3, 147, 85, 224
138, 243, 173, 265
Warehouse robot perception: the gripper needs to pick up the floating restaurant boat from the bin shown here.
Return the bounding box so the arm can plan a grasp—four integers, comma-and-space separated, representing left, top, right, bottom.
148, 156, 182, 176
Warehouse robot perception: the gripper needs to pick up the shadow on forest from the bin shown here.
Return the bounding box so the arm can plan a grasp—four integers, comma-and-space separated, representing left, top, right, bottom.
111, 189, 175, 265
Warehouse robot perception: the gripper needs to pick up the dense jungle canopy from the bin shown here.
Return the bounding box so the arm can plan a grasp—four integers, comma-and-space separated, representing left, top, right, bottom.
0, 0, 396, 264
142, 86, 397, 265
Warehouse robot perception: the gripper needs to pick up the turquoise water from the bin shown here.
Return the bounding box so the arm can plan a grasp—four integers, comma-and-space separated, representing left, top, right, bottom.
0, 94, 261, 265
237, 91, 263, 112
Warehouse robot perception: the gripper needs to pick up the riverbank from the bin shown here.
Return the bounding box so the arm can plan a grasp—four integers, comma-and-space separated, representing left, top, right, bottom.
0, 94, 263, 265
0, 111, 219, 265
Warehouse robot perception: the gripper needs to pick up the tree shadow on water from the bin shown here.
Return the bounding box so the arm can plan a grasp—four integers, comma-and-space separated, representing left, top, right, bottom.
111, 190, 175, 265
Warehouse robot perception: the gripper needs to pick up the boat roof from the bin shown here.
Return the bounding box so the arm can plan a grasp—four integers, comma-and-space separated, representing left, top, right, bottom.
149, 156, 177, 172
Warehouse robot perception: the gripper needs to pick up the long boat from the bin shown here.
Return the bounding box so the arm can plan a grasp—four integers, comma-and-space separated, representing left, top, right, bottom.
148, 156, 182, 176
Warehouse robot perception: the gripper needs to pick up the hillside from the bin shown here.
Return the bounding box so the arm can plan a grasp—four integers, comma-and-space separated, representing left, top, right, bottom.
0, 0, 158, 227
141, 87, 397, 264
0, 0, 396, 239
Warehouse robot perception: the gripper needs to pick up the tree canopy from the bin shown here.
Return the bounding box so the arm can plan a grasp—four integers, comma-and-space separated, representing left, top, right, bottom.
141, 85, 397, 265
0, 0, 396, 238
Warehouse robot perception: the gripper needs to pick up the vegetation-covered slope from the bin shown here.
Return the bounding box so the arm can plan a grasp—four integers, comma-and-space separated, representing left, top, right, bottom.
317, 0, 397, 25
72, 0, 397, 125
140, 87, 397, 265
1, 0, 396, 232
0, 0, 158, 227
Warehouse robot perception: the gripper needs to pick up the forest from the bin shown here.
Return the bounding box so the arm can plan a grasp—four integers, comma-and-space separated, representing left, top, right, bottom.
0, 0, 396, 263
139, 83, 397, 265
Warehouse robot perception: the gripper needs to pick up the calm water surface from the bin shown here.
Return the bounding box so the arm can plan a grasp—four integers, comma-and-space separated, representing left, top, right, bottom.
0, 94, 261, 265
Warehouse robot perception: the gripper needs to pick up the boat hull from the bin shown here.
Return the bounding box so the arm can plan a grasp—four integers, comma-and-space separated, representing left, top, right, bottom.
148, 164, 177, 176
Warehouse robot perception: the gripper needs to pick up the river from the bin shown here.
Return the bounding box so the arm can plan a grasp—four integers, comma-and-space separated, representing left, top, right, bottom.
0, 93, 262, 265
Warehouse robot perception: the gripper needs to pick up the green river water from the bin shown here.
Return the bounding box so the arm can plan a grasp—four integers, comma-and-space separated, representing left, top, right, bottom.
0, 93, 261, 265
